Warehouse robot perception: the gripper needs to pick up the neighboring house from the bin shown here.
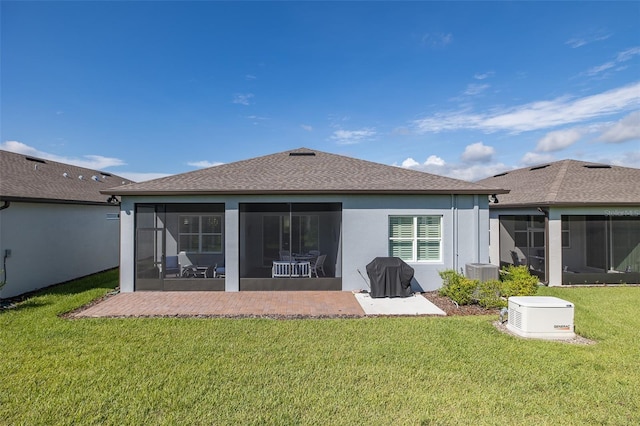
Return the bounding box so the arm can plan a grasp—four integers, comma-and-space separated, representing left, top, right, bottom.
103, 148, 506, 293
477, 160, 640, 286
0, 150, 132, 298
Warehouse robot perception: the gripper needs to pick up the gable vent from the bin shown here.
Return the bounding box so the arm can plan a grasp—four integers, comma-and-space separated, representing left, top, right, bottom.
584, 164, 611, 169
530, 164, 550, 171
289, 152, 316, 157
25, 156, 46, 164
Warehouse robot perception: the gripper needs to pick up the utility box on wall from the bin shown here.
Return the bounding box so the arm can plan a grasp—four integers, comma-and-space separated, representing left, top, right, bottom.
507, 296, 575, 340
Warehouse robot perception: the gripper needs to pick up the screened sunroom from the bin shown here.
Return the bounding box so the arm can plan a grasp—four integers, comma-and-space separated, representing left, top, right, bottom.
561, 215, 640, 285
239, 202, 342, 290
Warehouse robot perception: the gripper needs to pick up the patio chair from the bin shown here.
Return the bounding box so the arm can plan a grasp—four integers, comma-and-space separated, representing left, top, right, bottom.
165, 256, 180, 277
310, 254, 326, 277
178, 251, 194, 277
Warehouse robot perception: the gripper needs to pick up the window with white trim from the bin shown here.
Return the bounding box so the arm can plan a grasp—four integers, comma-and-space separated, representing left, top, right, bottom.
389, 216, 442, 262
179, 215, 223, 253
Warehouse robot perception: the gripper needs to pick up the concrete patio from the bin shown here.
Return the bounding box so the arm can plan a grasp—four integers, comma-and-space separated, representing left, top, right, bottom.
70, 291, 445, 318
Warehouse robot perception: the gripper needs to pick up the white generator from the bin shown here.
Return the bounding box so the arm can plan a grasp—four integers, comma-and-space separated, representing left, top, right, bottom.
506, 296, 575, 340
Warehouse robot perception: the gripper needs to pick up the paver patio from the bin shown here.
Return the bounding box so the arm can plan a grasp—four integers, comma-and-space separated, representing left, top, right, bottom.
71, 291, 367, 318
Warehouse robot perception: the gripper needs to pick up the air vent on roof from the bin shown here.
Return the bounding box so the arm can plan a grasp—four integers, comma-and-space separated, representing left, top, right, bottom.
25, 156, 46, 164
493, 172, 508, 177
100, 172, 112, 177
289, 152, 316, 157
63, 172, 69, 178
584, 164, 611, 169
530, 164, 550, 171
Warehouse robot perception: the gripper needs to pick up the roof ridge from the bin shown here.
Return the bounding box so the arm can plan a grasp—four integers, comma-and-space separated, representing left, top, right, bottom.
546, 160, 570, 203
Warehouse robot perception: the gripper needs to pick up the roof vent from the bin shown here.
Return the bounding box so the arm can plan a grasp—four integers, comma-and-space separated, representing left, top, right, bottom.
530, 164, 550, 171
63, 172, 69, 178
79, 175, 84, 180
289, 152, 316, 157
584, 164, 611, 169
92, 175, 100, 181
25, 156, 46, 164
100, 171, 112, 177
493, 172, 508, 177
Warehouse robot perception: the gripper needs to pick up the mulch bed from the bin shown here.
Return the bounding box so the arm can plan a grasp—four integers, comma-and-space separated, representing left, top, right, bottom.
421, 291, 500, 316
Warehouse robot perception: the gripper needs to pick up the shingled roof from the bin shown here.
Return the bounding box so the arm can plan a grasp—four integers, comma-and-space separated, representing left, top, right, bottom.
0, 149, 133, 204
102, 147, 506, 196
476, 159, 640, 207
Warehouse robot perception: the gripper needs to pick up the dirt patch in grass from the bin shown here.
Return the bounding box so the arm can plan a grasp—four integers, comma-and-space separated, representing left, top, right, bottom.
421, 291, 500, 316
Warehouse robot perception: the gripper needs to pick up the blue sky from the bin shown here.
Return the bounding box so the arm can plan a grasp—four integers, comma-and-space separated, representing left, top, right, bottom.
2, 1, 639, 182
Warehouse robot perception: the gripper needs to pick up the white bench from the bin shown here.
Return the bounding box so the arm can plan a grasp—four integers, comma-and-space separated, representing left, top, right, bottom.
272, 261, 311, 278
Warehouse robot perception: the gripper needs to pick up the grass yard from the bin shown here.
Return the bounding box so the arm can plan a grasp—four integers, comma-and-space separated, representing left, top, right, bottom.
1, 270, 639, 425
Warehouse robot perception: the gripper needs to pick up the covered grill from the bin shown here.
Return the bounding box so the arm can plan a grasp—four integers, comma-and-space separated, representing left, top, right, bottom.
365, 257, 414, 298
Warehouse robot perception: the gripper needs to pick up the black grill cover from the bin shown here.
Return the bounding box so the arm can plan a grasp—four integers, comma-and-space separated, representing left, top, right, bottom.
366, 257, 414, 298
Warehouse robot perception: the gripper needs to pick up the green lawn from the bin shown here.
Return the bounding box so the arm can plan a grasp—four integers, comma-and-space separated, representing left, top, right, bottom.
1, 270, 639, 425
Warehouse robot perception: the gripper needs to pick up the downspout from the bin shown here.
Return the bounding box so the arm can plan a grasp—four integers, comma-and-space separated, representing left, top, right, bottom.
451, 194, 458, 272
0, 201, 10, 211
537, 207, 550, 285
474, 194, 480, 263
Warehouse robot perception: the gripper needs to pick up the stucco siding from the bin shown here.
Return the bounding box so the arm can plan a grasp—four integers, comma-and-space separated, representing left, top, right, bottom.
118, 194, 491, 293
0, 202, 120, 298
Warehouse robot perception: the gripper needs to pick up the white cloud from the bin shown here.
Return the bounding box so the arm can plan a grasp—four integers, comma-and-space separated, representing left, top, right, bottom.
535, 128, 583, 152
187, 160, 224, 168
464, 83, 489, 96
421, 32, 453, 48
330, 128, 376, 145
565, 31, 611, 48
474, 72, 494, 80
424, 155, 445, 166
300, 124, 313, 132
414, 82, 640, 134
461, 142, 495, 162
583, 46, 640, 77
1, 140, 126, 170
245, 74, 257, 80
401, 157, 420, 168
520, 152, 556, 166
232, 93, 254, 105
598, 111, 640, 144
397, 154, 507, 181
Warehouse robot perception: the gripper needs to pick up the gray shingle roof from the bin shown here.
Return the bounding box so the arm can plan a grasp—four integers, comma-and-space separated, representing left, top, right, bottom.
476, 159, 640, 207
103, 147, 506, 196
0, 150, 133, 204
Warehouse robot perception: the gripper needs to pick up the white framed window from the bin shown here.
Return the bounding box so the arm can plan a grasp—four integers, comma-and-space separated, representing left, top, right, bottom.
179, 215, 223, 253
389, 216, 442, 262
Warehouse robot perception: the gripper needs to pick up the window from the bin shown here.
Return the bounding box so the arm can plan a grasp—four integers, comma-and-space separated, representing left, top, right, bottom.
389, 216, 442, 262
179, 215, 223, 253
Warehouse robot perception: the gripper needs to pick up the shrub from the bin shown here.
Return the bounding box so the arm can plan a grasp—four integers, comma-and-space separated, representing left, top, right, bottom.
501, 265, 539, 297
476, 279, 507, 309
438, 269, 478, 305
438, 266, 538, 308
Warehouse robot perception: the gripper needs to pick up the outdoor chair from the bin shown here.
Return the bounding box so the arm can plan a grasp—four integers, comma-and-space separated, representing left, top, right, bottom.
165, 256, 180, 277
310, 254, 326, 277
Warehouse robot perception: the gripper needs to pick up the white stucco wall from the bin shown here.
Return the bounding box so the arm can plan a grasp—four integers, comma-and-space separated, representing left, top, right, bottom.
118, 194, 490, 292
0, 202, 121, 298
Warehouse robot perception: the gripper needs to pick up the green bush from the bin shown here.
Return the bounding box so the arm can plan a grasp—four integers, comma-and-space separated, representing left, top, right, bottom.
501, 265, 539, 297
476, 279, 507, 309
438, 269, 478, 305
438, 266, 538, 307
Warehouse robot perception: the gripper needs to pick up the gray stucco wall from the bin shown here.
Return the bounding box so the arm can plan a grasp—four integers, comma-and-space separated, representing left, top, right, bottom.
0, 202, 120, 298
118, 193, 490, 292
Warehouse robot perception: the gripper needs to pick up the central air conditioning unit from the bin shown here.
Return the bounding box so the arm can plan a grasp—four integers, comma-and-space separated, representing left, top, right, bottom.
465, 263, 499, 282
507, 296, 575, 340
